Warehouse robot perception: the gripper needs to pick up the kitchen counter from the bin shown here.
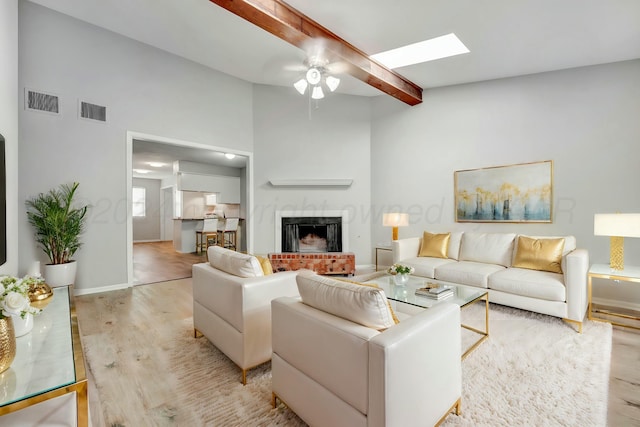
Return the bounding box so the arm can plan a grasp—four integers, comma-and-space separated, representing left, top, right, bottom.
172, 218, 244, 253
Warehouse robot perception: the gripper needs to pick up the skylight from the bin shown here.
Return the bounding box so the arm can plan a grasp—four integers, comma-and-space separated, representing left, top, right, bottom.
371, 33, 469, 69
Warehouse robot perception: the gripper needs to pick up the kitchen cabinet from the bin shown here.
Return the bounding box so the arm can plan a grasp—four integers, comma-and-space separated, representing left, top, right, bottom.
177, 173, 240, 203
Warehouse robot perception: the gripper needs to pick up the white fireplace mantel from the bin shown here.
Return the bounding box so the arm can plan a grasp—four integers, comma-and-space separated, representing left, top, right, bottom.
269, 179, 353, 187
275, 210, 349, 252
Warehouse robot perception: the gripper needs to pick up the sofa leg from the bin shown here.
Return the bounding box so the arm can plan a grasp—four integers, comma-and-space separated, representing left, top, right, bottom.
272, 392, 277, 408
563, 318, 582, 334
194, 328, 203, 338
242, 369, 247, 385
435, 398, 461, 426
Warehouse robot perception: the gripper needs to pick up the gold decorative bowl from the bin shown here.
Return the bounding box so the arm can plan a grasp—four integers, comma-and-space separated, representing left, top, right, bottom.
28, 281, 54, 310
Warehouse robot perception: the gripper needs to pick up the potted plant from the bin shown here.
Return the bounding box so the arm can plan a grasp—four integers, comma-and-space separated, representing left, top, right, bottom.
25, 182, 88, 287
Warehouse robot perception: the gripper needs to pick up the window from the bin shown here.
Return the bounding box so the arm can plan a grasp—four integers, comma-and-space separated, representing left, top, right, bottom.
132, 187, 146, 217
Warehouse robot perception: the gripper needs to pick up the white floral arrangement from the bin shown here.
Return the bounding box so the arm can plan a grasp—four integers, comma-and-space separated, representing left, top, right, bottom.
387, 263, 415, 275
0, 275, 42, 319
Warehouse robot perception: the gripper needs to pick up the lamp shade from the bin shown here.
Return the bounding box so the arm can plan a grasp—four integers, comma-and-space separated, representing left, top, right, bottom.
594, 214, 640, 237
383, 213, 409, 227
311, 86, 325, 100
325, 75, 340, 92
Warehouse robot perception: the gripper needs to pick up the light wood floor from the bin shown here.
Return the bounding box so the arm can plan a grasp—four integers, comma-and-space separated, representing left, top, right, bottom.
133, 241, 205, 285
76, 278, 640, 427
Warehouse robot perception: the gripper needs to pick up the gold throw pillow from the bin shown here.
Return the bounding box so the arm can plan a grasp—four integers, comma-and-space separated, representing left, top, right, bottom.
418, 231, 451, 259
254, 255, 274, 276
512, 236, 565, 274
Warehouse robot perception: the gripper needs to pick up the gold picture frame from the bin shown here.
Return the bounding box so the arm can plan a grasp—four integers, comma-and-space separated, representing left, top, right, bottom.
454, 160, 553, 223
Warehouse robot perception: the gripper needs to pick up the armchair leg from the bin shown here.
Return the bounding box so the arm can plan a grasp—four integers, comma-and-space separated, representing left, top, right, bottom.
563, 318, 583, 334
272, 392, 277, 408
194, 328, 203, 338
242, 369, 247, 385
435, 398, 461, 426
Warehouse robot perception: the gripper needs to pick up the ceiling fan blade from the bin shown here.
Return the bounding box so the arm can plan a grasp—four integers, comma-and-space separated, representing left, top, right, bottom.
326, 60, 351, 75
301, 37, 343, 66
262, 54, 307, 77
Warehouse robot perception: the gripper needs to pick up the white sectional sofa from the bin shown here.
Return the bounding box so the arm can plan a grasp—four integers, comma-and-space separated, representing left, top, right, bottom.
393, 231, 589, 331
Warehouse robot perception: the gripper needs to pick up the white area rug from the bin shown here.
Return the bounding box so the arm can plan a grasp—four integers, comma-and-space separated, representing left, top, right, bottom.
446, 304, 611, 426
84, 303, 611, 426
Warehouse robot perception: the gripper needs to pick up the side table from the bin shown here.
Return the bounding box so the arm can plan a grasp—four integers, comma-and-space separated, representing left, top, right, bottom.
375, 245, 392, 271
588, 263, 640, 330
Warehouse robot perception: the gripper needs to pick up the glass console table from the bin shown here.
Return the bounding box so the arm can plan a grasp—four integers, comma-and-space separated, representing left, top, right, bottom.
0, 286, 88, 426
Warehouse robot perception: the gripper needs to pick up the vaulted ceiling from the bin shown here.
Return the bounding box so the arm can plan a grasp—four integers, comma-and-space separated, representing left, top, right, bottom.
25, 0, 640, 176
28, 0, 640, 103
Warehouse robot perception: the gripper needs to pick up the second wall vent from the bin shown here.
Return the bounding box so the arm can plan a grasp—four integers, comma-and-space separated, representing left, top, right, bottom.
79, 101, 107, 122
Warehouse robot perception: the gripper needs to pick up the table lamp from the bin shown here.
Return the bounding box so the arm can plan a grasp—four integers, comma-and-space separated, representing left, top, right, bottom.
383, 213, 409, 241
594, 213, 640, 270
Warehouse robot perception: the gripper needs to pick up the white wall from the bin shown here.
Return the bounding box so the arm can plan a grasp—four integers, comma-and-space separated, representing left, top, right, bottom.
252, 85, 372, 263
0, 0, 18, 275
18, 2, 253, 291
371, 59, 640, 304
132, 178, 161, 241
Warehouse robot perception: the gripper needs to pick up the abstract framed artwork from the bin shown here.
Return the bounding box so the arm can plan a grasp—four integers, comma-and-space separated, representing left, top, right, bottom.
455, 160, 553, 223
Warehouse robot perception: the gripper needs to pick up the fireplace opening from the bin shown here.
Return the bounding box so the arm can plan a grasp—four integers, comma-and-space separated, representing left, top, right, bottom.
298, 225, 328, 252
281, 216, 342, 253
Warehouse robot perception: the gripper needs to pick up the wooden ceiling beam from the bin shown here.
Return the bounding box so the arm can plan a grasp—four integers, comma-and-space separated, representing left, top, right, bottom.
208, 0, 423, 105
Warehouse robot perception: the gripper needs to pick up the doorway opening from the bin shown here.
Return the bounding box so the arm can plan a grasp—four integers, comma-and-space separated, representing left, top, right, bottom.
126, 131, 253, 286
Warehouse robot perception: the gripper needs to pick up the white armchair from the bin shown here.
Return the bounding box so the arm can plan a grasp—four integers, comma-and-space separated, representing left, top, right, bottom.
271, 273, 462, 427
192, 246, 299, 384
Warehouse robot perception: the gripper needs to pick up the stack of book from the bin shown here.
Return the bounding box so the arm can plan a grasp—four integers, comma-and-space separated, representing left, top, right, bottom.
415, 284, 454, 300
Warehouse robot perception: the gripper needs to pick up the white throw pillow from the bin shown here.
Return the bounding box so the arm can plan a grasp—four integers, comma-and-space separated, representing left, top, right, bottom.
448, 231, 464, 260
459, 232, 516, 267
208, 246, 264, 278
296, 273, 396, 330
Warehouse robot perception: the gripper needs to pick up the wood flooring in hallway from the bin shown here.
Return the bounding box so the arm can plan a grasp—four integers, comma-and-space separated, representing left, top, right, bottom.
133, 241, 205, 285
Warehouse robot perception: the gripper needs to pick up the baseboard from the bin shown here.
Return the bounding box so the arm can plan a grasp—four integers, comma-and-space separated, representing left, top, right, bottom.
73, 282, 131, 296
592, 297, 640, 313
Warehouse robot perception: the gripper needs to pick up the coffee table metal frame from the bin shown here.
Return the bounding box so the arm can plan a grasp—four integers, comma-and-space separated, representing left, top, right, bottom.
365, 274, 489, 360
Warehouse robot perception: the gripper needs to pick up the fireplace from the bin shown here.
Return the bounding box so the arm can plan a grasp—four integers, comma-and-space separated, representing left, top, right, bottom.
275, 210, 349, 253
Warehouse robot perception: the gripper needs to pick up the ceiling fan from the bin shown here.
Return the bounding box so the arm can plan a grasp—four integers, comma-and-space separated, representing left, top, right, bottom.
288, 38, 349, 100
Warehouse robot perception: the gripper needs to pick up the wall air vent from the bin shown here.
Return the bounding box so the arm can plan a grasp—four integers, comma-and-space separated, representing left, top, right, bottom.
79, 101, 107, 122
25, 88, 60, 115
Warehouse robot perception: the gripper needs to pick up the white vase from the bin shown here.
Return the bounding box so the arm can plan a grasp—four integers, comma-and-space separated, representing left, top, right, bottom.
394, 273, 409, 286
11, 313, 33, 337
44, 261, 77, 288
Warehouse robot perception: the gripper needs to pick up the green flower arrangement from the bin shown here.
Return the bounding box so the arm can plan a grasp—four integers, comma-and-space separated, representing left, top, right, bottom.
387, 263, 415, 275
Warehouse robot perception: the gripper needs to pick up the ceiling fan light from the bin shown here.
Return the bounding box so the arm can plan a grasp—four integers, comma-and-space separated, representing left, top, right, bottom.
294, 78, 308, 95
306, 67, 322, 85
311, 86, 324, 100
325, 75, 340, 92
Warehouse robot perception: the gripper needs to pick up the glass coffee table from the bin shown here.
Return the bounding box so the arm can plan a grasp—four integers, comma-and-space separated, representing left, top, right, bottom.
365, 274, 489, 359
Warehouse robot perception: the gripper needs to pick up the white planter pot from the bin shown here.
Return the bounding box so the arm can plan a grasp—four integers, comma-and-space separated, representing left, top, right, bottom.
43, 261, 77, 288
12, 313, 33, 337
